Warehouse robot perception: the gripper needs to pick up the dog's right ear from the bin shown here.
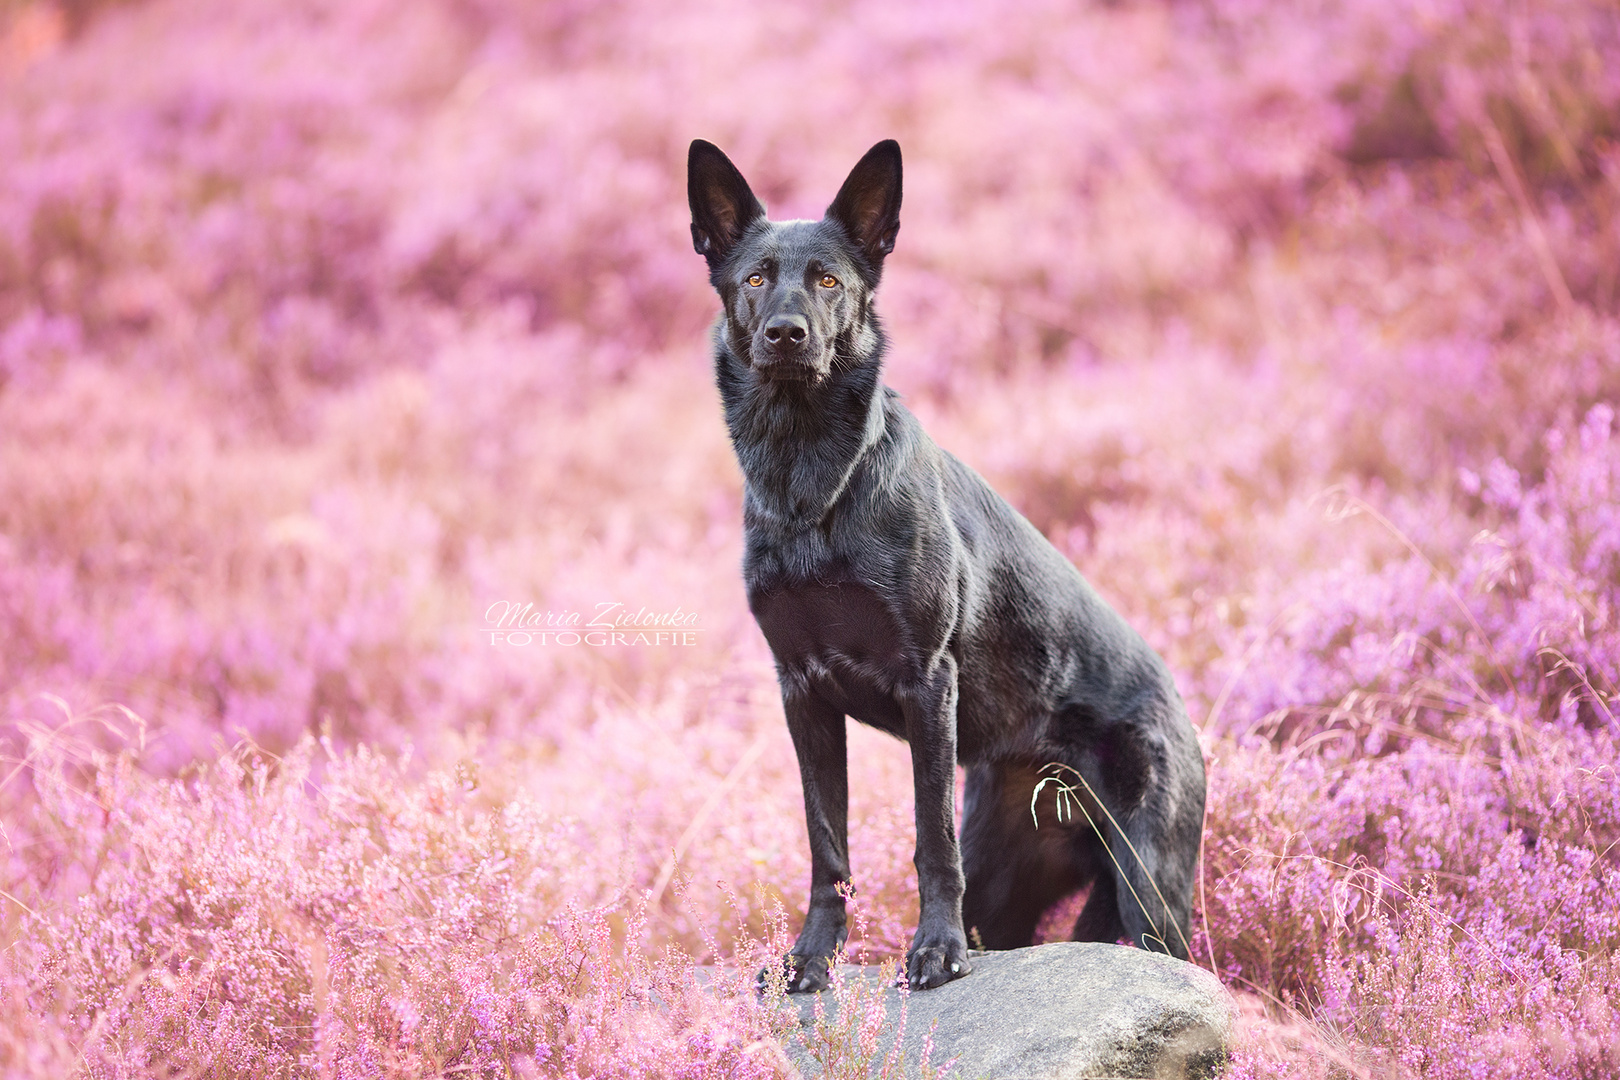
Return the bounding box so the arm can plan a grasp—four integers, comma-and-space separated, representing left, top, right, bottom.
688, 140, 765, 270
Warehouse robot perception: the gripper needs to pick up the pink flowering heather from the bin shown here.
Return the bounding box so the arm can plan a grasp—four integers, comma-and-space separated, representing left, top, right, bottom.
2, 0, 1619, 1075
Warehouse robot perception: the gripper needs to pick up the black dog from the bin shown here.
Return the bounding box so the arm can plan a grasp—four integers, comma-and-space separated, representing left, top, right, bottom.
688, 138, 1206, 992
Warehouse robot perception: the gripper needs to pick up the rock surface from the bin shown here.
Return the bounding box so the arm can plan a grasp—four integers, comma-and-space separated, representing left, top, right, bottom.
781, 942, 1232, 1079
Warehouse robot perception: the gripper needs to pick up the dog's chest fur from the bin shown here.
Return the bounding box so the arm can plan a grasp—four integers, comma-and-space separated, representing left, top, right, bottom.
750, 573, 912, 736
727, 374, 940, 739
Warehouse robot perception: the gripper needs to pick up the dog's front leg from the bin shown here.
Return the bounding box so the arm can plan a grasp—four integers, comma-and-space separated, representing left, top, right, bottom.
901, 659, 973, 989
775, 688, 850, 993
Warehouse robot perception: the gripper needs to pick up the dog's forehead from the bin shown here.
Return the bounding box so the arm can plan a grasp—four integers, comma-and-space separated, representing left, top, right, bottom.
755, 219, 852, 268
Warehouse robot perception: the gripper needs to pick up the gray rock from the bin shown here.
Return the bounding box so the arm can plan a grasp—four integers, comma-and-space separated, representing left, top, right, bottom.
779, 942, 1233, 1079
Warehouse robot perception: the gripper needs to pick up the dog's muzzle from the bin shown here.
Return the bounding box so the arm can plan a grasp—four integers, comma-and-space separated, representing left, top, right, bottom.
754, 314, 827, 381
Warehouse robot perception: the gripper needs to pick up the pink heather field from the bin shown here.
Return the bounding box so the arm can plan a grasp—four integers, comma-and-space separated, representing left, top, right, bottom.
3, 0, 1620, 1076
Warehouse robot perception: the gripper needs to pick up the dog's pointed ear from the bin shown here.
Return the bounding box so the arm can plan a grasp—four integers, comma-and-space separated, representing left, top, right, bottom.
827, 140, 902, 276
689, 140, 765, 269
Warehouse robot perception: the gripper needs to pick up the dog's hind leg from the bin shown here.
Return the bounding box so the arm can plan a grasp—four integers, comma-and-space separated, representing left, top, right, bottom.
1070, 856, 1125, 945
1075, 728, 1204, 960
961, 761, 1089, 950
1088, 812, 1196, 959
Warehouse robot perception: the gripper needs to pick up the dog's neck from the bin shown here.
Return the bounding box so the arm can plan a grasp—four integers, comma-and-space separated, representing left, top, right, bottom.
716, 340, 889, 531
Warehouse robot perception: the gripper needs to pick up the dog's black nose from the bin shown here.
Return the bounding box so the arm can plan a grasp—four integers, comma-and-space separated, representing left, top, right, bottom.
764, 315, 808, 348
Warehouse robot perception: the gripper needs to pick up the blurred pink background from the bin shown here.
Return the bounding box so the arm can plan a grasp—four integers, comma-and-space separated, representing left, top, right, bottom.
2, 0, 1619, 1075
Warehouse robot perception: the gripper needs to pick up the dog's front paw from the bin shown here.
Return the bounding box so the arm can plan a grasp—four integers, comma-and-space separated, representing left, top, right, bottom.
757, 951, 834, 995
905, 937, 972, 990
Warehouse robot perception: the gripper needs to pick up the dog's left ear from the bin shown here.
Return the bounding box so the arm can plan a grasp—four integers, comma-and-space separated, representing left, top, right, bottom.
827, 140, 902, 277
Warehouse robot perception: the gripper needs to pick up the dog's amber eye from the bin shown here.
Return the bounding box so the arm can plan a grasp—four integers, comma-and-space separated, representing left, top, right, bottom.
747, 273, 765, 287
820, 274, 839, 288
